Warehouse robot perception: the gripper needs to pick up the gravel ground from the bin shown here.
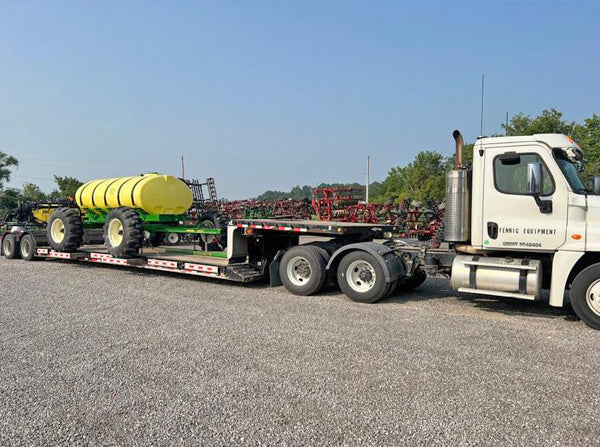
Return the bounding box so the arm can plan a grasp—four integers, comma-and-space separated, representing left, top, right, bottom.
1, 256, 599, 446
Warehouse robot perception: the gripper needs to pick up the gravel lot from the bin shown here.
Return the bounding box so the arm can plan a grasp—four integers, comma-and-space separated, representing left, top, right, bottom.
1, 256, 600, 446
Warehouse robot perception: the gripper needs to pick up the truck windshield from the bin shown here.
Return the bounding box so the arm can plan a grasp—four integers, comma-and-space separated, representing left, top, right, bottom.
553, 149, 589, 194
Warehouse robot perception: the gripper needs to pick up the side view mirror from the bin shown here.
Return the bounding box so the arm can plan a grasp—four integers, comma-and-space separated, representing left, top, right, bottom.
589, 176, 600, 195
527, 162, 543, 196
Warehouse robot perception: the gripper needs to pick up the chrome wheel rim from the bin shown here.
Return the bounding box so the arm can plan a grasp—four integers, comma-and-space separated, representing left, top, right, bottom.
166, 233, 180, 244
50, 219, 65, 243
346, 260, 376, 293
586, 280, 600, 317
108, 219, 124, 247
287, 256, 311, 286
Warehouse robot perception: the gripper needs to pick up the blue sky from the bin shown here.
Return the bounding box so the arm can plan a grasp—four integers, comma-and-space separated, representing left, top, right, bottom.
1, 1, 599, 198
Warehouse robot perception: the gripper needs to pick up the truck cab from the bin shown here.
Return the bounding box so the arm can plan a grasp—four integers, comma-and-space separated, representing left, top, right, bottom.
448, 131, 600, 328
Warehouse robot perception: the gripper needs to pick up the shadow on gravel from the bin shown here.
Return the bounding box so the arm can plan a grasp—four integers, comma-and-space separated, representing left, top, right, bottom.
383, 278, 578, 323
64, 260, 579, 324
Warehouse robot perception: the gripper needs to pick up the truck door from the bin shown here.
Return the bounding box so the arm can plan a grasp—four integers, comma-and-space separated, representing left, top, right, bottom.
481, 147, 567, 251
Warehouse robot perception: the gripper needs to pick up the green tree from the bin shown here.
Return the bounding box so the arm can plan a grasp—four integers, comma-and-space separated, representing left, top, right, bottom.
52, 175, 83, 198
378, 151, 451, 202
572, 114, 600, 179
0, 151, 18, 189
502, 108, 575, 136
0, 188, 22, 215
22, 182, 47, 202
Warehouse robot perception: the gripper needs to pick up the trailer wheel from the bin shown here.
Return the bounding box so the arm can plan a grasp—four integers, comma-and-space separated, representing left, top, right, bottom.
20, 234, 37, 261
397, 267, 427, 291
47, 207, 83, 252
2, 234, 20, 259
337, 251, 389, 303
570, 264, 600, 330
103, 207, 143, 258
279, 246, 328, 296
164, 232, 181, 245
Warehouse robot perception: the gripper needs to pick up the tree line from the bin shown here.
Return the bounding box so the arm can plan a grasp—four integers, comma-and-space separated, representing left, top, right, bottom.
1, 109, 599, 216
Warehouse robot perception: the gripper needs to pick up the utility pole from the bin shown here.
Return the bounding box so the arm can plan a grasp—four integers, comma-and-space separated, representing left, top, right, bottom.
181, 156, 185, 179
506, 112, 509, 136
366, 155, 370, 204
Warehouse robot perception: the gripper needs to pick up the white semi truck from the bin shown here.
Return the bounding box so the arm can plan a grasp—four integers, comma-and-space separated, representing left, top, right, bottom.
3, 130, 600, 329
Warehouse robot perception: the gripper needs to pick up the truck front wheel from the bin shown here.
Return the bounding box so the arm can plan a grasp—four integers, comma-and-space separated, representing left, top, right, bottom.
337, 251, 389, 303
570, 264, 600, 330
279, 246, 328, 296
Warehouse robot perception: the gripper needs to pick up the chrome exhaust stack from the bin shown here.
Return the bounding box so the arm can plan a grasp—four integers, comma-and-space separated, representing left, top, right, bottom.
444, 130, 471, 242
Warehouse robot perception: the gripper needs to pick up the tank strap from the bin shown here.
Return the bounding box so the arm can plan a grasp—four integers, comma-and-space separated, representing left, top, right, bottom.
116, 177, 136, 207
90, 180, 105, 208
519, 259, 530, 294
129, 177, 147, 209
78, 182, 90, 207
469, 256, 480, 288
102, 178, 121, 208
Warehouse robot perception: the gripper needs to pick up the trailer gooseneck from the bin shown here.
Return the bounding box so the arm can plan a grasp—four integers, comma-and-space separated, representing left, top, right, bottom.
3, 130, 600, 329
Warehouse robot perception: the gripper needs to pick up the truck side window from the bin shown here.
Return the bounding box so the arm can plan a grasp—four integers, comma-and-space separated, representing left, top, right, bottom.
494, 154, 554, 196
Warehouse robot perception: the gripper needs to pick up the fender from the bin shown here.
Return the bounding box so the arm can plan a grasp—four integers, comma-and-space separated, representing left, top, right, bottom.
327, 242, 405, 283
549, 250, 584, 307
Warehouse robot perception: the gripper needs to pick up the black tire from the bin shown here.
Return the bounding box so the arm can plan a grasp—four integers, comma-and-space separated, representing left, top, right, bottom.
2, 234, 20, 259
103, 207, 144, 258
47, 207, 83, 252
164, 232, 181, 245
337, 251, 389, 303
397, 267, 427, 291
279, 245, 328, 296
149, 232, 165, 247
20, 234, 37, 261
570, 263, 600, 330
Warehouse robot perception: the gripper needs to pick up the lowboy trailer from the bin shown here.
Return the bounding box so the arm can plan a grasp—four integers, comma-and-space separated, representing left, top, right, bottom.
5, 130, 600, 330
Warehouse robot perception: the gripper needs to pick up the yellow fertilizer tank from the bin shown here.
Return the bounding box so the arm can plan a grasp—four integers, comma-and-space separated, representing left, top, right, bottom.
75, 174, 193, 215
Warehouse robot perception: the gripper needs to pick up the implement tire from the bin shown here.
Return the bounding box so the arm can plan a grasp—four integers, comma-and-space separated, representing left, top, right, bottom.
280, 245, 328, 296
47, 207, 83, 252
103, 207, 144, 258
20, 234, 37, 261
2, 234, 20, 259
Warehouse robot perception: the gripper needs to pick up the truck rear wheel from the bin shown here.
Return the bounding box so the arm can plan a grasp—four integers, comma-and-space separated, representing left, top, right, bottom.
570, 264, 600, 330
337, 251, 389, 303
2, 234, 20, 259
279, 245, 328, 296
47, 207, 83, 252
20, 234, 37, 261
103, 207, 143, 258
